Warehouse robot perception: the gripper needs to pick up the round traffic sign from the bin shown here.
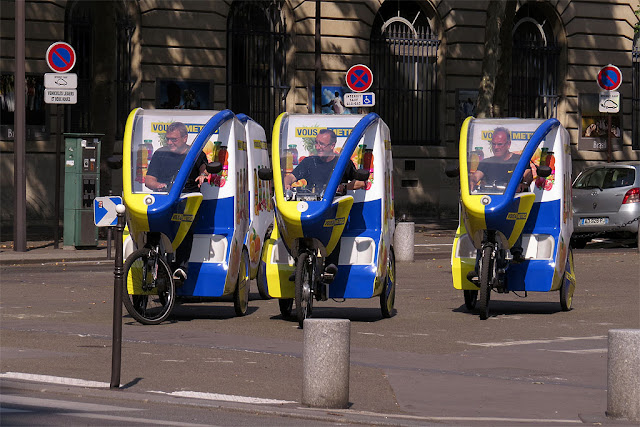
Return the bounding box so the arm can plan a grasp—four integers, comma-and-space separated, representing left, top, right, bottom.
46, 42, 76, 73
346, 64, 373, 93
597, 64, 622, 91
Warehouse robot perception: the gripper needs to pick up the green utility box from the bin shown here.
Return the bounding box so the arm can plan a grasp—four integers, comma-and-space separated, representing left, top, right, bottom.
63, 133, 103, 248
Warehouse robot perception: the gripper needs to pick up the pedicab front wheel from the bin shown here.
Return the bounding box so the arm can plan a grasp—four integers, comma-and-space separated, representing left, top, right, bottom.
295, 252, 314, 328
122, 248, 175, 325
477, 245, 493, 320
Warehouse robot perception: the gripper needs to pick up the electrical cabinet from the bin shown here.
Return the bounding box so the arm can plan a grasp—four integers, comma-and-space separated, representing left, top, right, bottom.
63, 134, 103, 248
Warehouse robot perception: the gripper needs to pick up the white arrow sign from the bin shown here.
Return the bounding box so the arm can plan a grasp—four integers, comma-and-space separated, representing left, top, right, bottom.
598, 91, 620, 113
94, 196, 123, 227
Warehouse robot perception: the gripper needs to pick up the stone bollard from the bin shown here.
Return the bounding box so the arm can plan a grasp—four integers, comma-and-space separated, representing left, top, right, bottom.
394, 221, 415, 262
302, 319, 350, 408
607, 329, 640, 422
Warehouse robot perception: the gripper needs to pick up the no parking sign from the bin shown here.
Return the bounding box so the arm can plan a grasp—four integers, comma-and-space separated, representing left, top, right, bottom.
46, 42, 76, 73
596, 64, 622, 91
345, 64, 373, 93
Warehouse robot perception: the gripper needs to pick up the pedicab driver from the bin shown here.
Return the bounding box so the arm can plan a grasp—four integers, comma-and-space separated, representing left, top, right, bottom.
145, 122, 210, 282
470, 127, 532, 193
284, 128, 364, 192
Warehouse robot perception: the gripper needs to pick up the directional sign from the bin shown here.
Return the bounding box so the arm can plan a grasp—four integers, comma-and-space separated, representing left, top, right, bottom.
44, 72, 77, 89
597, 64, 622, 91
44, 89, 77, 104
46, 42, 76, 73
345, 64, 373, 93
344, 92, 376, 107
94, 196, 123, 227
599, 91, 620, 113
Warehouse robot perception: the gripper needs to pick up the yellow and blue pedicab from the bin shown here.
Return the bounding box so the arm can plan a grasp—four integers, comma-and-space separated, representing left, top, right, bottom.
122, 109, 270, 324
258, 113, 396, 327
449, 118, 576, 319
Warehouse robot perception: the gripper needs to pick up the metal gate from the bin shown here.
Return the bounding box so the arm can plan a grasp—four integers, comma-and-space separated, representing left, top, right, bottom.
633, 38, 639, 150
371, 26, 440, 145
227, 1, 288, 137
509, 31, 560, 119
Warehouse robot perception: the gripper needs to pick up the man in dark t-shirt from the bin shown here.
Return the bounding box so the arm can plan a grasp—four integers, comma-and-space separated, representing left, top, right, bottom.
470, 127, 532, 192
145, 122, 210, 282
284, 129, 363, 193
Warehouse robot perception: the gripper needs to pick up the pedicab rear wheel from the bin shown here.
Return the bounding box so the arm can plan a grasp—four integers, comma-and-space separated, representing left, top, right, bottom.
123, 248, 175, 325
477, 245, 492, 320
560, 249, 575, 311
234, 249, 250, 316
380, 248, 396, 318
464, 290, 478, 310
295, 252, 314, 328
256, 225, 273, 300
279, 299, 293, 318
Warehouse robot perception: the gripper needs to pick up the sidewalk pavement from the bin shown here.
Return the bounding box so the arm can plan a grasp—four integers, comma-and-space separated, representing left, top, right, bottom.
0, 219, 458, 266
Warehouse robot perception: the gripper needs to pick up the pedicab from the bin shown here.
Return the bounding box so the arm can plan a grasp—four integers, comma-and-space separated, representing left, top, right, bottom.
258, 112, 396, 328
448, 117, 576, 320
121, 108, 270, 324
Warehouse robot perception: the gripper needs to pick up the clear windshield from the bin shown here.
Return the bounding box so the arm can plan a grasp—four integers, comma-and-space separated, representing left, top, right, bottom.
466, 121, 533, 195
281, 129, 365, 201
573, 167, 635, 190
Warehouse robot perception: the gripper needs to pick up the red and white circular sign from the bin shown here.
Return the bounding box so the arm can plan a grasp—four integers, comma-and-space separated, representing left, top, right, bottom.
46, 42, 76, 73
345, 64, 373, 93
596, 64, 622, 91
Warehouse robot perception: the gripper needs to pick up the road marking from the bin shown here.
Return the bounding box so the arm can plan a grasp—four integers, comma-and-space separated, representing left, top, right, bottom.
415, 243, 453, 247
459, 336, 606, 347
0, 372, 110, 388
150, 390, 296, 405
65, 412, 214, 426
545, 348, 607, 354
0, 394, 139, 412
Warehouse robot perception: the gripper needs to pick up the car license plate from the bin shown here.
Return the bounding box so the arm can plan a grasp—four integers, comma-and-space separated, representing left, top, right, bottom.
580, 217, 609, 225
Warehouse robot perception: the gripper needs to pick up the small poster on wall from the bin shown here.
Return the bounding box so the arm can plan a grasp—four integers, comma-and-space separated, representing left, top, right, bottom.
309, 86, 360, 114
578, 93, 622, 152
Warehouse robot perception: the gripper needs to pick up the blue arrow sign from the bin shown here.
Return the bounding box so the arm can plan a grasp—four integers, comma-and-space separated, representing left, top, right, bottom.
94, 196, 123, 227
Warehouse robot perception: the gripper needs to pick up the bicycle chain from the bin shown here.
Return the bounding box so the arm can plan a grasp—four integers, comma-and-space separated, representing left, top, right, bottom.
572, 215, 640, 241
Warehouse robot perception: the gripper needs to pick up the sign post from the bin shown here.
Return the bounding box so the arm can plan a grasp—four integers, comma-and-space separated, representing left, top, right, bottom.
45, 41, 77, 248
596, 64, 622, 162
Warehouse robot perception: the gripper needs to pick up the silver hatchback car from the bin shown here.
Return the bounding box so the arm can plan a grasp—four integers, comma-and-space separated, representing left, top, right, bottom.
571, 162, 640, 248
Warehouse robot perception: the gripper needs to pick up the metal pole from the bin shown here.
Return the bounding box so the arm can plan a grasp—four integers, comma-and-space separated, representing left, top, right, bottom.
106, 191, 113, 260
607, 114, 612, 163
54, 105, 62, 248
314, 0, 322, 114
110, 204, 125, 389
14, 0, 26, 252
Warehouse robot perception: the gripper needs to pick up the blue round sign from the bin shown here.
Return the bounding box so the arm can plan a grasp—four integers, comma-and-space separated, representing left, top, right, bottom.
597, 65, 622, 91
46, 42, 76, 73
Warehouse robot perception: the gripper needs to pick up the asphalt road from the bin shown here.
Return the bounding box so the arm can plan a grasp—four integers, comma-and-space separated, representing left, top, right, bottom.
1, 233, 639, 426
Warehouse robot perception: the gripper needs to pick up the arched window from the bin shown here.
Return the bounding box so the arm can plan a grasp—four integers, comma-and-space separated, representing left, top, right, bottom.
227, 1, 288, 135
371, 1, 440, 145
632, 33, 639, 149
509, 4, 560, 119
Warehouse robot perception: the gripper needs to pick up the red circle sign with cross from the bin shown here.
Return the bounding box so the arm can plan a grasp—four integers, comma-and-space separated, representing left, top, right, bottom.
46, 42, 76, 73
597, 64, 622, 91
346, 64, 373, 93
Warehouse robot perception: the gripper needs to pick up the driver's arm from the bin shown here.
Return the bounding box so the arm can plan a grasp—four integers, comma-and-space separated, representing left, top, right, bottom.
284, 173, 297, 190
470, 169, 484, 190
145, 174, 166, 191
347, 180, 365, 190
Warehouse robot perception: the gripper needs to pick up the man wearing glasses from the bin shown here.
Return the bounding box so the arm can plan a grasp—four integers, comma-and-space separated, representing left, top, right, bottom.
145, 121, 209, 282
284, 128, 364, 193
470, 127, 532, 192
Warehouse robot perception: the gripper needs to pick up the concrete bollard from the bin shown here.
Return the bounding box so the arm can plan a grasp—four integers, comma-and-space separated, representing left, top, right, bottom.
394, 221, 415, 262
302, 319, 350, 408
607, 329, 640, 422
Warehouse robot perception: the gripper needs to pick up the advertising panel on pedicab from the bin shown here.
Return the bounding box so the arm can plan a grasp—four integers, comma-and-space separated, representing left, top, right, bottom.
129, 109, 236, 200
280, 114, 382, 202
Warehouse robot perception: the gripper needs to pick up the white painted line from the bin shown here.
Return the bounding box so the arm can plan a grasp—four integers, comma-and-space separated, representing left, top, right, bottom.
0, 395, 139, 412
0, 372, 110, 388
545, 348, 607, 354
459, 336, 606, 347
414, 243, 453, 247
150, 390, 295, 405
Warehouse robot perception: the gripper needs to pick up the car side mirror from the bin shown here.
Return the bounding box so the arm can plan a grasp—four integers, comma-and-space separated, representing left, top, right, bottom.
106, 155, 122, 170
258, 168, 273, 181
354, 168, 370, 182
537, 165, 552, 178
206, 161, 223, 174
445, 164, 460, 178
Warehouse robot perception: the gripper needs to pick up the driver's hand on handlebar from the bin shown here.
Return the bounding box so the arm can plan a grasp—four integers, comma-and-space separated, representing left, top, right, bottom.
195, 173, 209, 188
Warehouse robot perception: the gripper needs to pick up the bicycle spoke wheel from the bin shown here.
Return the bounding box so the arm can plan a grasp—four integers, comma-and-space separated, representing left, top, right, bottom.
477, 245, 492, 320
123, 248, 175, 325
295, 252, 314, 328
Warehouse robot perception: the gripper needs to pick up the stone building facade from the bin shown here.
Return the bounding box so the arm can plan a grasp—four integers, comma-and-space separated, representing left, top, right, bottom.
1, 0, 638, 235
